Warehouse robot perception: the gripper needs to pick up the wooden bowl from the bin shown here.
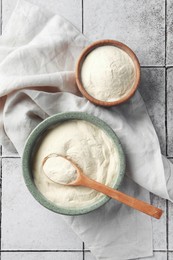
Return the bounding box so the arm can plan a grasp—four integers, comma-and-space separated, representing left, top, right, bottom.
75, 39, 140, 106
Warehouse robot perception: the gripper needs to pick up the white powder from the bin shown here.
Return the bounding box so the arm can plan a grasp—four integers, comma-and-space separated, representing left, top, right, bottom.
33, 120, 120, 208
81, 45, 136, 102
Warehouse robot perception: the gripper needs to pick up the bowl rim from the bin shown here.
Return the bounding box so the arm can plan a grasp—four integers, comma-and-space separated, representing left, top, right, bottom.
22, 112, 126, 216
75, 39, 141, 107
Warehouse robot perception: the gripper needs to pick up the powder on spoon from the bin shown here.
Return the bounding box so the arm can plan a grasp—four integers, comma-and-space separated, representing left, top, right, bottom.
81, 45, 136, 102
43, 156, 77, 184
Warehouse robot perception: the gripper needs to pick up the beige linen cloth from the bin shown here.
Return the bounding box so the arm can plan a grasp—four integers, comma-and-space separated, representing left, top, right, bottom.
0, 1, 173, 259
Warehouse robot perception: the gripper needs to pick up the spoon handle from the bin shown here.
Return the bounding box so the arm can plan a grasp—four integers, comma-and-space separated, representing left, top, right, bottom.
80, 175, 163, 219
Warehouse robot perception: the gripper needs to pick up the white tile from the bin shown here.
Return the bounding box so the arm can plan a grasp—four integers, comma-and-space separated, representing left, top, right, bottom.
167, 68, 173, 156
85, 252, 96, 260
2, 146, 19, 157
168, 200, 173, 250
167, 0, 173, 65
139, 68, 166, 155
139, 252, 167, 260
150, 194, 167, 250
1, 252, 83, 260
84, 251, 167, 260
1, 158, 83, 250
169, 252, 173, 260
2, 0, 82, 31
83, 0, 165, 66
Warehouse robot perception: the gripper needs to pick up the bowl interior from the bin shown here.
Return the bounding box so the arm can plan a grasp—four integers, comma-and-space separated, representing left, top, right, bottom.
76, 39, 140, 107
22, 112, 126, 216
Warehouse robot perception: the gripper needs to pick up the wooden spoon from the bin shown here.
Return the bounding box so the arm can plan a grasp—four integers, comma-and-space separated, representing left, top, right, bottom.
42, 154, 163, 219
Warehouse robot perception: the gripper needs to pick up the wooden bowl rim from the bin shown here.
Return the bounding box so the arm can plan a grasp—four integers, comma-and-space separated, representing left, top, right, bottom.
75, 39, 141, 107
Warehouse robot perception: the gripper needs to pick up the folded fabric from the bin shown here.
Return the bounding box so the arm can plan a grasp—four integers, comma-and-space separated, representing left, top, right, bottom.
0, 1, 172, 259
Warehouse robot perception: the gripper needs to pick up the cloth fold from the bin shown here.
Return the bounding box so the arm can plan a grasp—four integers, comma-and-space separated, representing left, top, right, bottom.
0, 1, 172, 259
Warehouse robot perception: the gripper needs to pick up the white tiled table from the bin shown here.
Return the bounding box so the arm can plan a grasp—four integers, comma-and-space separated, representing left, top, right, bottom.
0, 0, 173, 259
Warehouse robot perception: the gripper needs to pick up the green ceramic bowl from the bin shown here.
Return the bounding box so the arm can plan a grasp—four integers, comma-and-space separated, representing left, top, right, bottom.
22, 112, 126, 216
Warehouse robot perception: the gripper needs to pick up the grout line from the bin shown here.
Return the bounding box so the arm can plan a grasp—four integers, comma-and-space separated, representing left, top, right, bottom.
0, 156, 21, 159
0, 157, 2, 252
167, 156, 173, 159
165, 0, 168, 155
2, 249, 171, 253
0, 158, 1, 187
165, 68, 168, 157
140, 65, 173, 68
83, 249, 173, 252
141, 65, 165, 68
153, 250, 169, 252
83, 249, 172, 252
1, 250, 84, 253
82, 243, 85, 260
165, 1, 169, 258
166, 200, 169, 256
165, 0, 168, 66
82, 250, 173, 252
82, 0, 84, 33
0, 23, 1, 235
